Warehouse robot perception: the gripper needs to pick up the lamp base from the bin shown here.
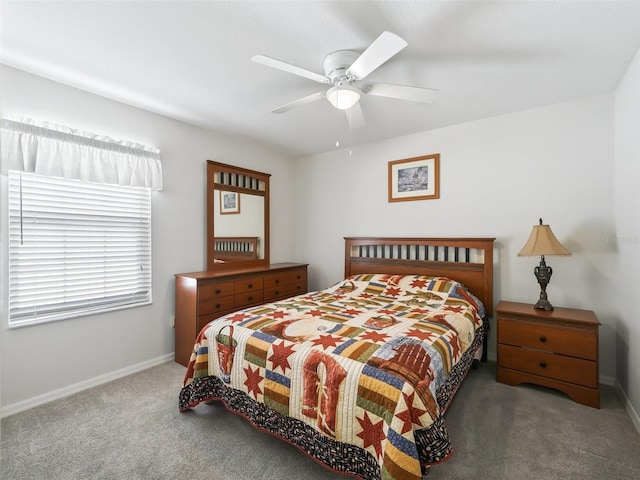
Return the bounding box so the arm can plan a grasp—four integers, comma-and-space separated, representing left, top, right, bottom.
534, 298, 554, 311
533, 255, 554, 311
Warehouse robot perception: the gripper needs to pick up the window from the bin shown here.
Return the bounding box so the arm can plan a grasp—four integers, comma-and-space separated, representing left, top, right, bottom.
8, 171, 152, 327
2, 116, 162, 327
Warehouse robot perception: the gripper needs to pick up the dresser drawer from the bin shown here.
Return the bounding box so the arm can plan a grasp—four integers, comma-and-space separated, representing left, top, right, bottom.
264, 282, 306, 301
498, 344, 598, 388
263, 269, 307, 288
287, 281, 306, 296
199, 295, 236, 316
199, 281, 235, 300
235, 290, 263, 306
264, 285, 288, 301
499, 317, 597, 360
234, 276, 263, 293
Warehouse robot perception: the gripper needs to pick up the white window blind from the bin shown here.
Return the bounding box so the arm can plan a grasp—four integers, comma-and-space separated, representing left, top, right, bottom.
8, 170, 152, 327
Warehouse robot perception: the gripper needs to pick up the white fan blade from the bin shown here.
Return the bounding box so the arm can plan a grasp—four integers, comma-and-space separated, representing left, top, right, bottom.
346, 31, 407, 80
364, 83, 439, 103
345, 103, 366, 129
271, 92, 326, 114
252, 55, 330, 84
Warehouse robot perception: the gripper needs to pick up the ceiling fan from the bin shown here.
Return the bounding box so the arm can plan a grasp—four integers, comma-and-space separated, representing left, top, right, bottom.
252, 31, 438, 128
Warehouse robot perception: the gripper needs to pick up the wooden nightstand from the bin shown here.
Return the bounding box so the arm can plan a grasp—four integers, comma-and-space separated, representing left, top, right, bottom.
496, 301, 600, 408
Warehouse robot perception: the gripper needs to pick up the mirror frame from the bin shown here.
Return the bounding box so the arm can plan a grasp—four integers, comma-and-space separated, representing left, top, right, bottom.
206, 160, 270, 271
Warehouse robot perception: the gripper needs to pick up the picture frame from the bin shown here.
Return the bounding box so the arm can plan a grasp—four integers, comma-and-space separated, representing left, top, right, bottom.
388, 153, 440, 202
219, 191, 241, 215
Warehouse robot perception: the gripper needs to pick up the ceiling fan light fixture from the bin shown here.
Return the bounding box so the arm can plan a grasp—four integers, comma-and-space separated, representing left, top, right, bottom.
326, 85, 360, 110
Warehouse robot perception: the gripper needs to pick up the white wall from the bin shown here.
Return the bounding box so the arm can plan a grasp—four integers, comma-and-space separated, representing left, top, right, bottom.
294, 94, 618, 383
0, 66, 297, 411
614, 47, 640, 426
2, 63, 635, 421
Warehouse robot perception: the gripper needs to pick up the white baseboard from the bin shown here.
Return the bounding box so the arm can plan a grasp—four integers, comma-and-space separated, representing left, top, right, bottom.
615, 380, 640, 436
1, 353, 174, 419
599, 374, 616, 386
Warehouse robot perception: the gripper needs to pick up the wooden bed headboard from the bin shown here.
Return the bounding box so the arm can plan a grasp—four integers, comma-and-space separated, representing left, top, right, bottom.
344, 237, 496, 316
214, 236, 259, 262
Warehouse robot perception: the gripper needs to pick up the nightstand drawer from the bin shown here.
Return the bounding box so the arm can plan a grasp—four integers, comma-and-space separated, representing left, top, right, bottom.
498, 318, 597, 360
498, 344, 598, 388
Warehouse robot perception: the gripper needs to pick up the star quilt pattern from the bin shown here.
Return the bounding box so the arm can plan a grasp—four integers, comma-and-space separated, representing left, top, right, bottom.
180, 274, 487, 480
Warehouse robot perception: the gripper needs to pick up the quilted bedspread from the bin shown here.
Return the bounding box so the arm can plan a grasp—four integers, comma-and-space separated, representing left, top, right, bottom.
180, 274, 487, 480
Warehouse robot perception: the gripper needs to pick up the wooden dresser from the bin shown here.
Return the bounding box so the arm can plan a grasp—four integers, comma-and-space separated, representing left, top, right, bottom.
174, 263, 308, 366
496, 300, 600, 408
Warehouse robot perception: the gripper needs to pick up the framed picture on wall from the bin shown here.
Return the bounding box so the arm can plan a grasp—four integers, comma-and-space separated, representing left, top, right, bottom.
388, 153, 440, 202
220, 191, 241, 214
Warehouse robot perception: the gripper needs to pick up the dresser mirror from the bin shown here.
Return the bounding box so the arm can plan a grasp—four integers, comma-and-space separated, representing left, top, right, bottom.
207, 160, 270, 271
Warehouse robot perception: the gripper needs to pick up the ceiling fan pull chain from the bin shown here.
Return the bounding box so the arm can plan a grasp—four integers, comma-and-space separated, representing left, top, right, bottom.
349, 109, 353, 156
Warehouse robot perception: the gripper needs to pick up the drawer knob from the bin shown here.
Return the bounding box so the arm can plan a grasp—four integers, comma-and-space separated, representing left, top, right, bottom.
275, 279, 280, 284
248, 296, 253, 301
248, 283, 253, 289
215, 303, 221, 309
275, 290, 280, 295
215, 289, 221, 294
297, 275, 301, 279
539, 336, 547, 343
539, 361, 547, 369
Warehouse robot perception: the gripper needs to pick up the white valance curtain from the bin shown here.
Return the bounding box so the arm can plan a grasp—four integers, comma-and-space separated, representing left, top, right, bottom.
1, 116, 163, 190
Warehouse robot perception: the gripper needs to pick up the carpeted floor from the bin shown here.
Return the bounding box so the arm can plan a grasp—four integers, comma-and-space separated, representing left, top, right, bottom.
1, 361, 639, 480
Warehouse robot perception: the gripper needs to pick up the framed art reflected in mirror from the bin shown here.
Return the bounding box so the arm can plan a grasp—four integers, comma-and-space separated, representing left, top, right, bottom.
219, 191, 240, 215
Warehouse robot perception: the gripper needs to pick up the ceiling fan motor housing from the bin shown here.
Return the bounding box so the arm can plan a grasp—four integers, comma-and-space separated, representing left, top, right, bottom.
323, 50, 359, 84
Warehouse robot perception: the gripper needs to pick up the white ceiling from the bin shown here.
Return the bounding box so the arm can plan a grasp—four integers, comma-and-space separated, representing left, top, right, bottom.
2, 1, 640, 158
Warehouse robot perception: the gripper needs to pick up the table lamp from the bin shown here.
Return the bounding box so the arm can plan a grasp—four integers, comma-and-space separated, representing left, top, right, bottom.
518, 219, 571, 311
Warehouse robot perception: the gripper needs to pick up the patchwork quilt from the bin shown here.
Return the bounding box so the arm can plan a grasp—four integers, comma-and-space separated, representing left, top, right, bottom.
180, 274, 487, 480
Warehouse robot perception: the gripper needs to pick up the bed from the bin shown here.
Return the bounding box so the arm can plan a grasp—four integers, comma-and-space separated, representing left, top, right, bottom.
213, 236, 259, 262
180, 237, 495, 479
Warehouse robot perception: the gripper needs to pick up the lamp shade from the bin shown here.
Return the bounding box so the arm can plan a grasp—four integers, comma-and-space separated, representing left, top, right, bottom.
326, 85, 360, 110
518, 220, 571, 257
